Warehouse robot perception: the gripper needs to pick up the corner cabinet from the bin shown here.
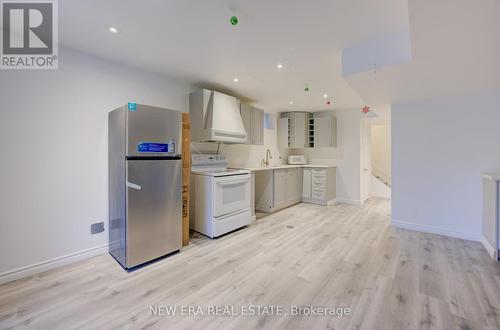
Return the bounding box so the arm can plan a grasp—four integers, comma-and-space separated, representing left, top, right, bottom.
255, 168, 303, 213
278, 111, 336, 148
278, 112, 309, 148
240, 103, 264, 145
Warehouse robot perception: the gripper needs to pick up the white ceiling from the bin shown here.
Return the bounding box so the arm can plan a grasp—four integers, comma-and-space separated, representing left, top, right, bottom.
59, 0, 409, 112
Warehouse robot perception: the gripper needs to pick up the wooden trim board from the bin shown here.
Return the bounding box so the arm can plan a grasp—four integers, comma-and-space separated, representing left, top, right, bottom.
181, 113, 191, 246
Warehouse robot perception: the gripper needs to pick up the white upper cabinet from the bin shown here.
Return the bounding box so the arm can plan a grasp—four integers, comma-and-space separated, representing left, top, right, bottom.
290, 112, 308, 148
313, 116, 337, 148
278, 117, 289, 148
251, 108, 264, 145
278, 112, 309, 148
240, 103, 252, 144
278, 112, 336, 149
240, 103, 264, 145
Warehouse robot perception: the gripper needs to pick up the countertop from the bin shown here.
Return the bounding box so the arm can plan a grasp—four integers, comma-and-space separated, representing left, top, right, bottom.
481, 172, 500, 181
232, 164, 336, 172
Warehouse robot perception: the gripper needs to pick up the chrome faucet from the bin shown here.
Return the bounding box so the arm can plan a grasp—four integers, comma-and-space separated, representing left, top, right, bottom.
263, 148, 273, 167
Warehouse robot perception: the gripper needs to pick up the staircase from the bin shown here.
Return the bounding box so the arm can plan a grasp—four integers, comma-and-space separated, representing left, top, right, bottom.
371, 174, 391, 199
372, 166, 391, 188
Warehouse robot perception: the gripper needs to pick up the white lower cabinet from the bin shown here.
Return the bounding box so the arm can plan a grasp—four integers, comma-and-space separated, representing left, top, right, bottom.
302, 168, 312, 199
273, 169, 288, 210
302, 167, 336, 205
255, 168, 303, 212
286, 168, 302, 204
274, 168, 302, 211
255, 166, 336, 213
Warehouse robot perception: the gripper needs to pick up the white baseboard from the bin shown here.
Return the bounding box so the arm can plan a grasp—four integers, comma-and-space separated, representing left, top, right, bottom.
391, 219, 480, 242
335, 197, 362, 206
480, 236, 497, 260
0, 244, 109, 285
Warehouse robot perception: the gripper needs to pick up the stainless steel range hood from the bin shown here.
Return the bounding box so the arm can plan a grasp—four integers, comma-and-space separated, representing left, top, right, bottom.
189, 89, 247, 143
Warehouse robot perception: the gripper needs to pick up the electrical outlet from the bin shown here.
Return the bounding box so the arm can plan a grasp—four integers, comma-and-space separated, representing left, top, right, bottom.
90, 222, 105, 234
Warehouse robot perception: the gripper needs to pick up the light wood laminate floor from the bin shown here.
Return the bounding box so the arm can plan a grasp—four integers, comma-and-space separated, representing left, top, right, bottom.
1, 199, 499, 329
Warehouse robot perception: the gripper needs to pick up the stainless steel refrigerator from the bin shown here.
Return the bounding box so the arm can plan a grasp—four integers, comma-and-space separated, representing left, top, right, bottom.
108, 103, 182, 269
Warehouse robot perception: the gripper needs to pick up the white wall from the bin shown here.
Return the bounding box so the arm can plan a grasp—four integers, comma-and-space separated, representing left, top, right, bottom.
292, 110, 362, 205
392, 89, 500, 241
0, 48, 193, 282
371, 124, 391, 183
191, 114, 289, 168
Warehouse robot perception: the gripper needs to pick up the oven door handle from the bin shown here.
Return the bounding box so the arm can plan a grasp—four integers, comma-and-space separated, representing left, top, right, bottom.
215, 177, 250, 186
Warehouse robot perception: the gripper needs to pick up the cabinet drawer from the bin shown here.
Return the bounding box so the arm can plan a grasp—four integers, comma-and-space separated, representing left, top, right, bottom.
311, 168, 326, 175
312, 181, 326, 189
311, 173, 326, 182
312, 189, 325, 200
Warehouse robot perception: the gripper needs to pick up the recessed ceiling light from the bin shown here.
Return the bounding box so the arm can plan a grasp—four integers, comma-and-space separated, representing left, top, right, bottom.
277, 63, 283, 69
108, 26, 119, 33
323, 93, 328, 98
289, 101, 294, 105
233, 78, 239, 82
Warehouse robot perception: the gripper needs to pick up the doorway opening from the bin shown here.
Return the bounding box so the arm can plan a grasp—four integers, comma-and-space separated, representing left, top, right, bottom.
361, 122, 392, 203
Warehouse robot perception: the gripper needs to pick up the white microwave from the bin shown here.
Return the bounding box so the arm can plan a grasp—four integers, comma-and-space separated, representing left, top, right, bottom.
288, 155, 307, 165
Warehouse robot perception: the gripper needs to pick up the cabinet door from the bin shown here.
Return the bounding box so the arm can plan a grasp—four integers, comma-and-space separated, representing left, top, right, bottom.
314, 117, 333, 148
278, 117, 289, 148
294, 168, 303, 202
285, 168, 302, 204
291, 113, 307, 148
255, 171, 274, 212
274, 169, 287, 209
285, 169, 294, 204
331, 116, 337, 147
302, 168, 312, 199
240, 103, 252, 144
251, 108, 264, 145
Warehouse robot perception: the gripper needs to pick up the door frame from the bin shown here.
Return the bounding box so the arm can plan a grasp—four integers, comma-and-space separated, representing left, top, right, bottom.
360, 120, 372, 204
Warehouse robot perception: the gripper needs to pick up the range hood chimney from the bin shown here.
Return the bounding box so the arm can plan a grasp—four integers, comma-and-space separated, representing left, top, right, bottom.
189, 89, 248, 143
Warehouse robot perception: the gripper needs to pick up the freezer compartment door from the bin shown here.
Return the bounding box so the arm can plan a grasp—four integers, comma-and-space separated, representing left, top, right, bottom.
127, 105, 182, 157
126, 159, 182, 268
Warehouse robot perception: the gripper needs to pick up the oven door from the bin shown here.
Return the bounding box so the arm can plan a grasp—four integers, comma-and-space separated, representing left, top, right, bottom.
213, 174, 251, 218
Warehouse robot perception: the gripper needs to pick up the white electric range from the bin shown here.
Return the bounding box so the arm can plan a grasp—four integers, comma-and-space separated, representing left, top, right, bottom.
190, 154, 251, 238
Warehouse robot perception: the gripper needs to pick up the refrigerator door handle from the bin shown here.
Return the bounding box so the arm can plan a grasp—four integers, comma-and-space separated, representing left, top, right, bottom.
126, 181, 142, 190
